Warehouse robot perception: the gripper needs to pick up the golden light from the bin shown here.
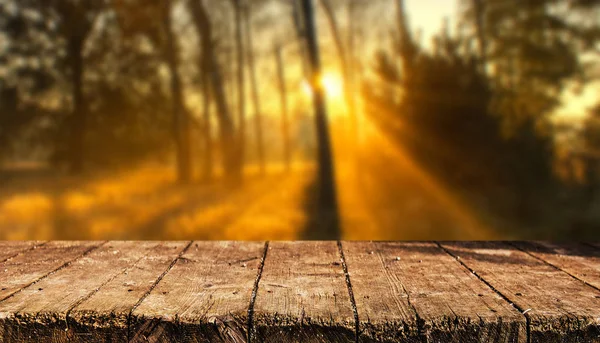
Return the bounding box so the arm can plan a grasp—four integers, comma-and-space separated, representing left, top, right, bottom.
301, 79, 313, 97
301, 72, 344, 99
321, 72, 344, 99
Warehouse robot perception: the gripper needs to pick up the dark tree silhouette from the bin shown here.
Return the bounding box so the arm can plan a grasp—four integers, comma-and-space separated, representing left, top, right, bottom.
301, 0, 339, 238
162, 0, 192, 183
275, 44, 292, 172
231, 0, 247, 173
188, 0, 240, 180
244, 2, 266, 175
0, 1, 105, 173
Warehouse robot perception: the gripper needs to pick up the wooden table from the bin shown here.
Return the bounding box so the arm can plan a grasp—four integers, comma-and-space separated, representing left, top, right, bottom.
0, 241, 599, 342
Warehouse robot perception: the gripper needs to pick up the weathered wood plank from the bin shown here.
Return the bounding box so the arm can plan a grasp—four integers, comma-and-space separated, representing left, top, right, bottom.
0, 241, 160, 343
130, 241, 266, 343
0, 241, 597, 343
68, 241, 191, 343
343, 242, 526, 343
252, 241, 355, 343
341, 242, 418, 343
441, 242, 600, 343
512, 242, 600, 290
0, 242, 41, 263
0, 241, 101, 301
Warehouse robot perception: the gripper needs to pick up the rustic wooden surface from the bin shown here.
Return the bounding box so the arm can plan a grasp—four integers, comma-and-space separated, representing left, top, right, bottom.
253, 241, 355, 343
440, 242, 600, 343
130, 241, 265, 343
0, 241, 598, 343
343, 242, 526, 343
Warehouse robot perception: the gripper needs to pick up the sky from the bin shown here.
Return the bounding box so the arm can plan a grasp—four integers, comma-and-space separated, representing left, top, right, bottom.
404, 0, 459, 41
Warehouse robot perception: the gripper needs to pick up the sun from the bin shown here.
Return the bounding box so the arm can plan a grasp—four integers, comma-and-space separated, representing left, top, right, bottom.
301, 72, 344, 100
321, 72, 344, 99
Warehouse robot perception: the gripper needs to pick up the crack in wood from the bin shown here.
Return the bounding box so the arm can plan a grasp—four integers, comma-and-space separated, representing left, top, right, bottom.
126, 240, 193, 342
0, 241, 106, 304
507, 242, 600, 294
247, 241, 269, 343
337, 241, 360, 343
66, 248, 153, 329
0, 242, 46, 265
372, 242, 425, 343
436, 242, 531, 343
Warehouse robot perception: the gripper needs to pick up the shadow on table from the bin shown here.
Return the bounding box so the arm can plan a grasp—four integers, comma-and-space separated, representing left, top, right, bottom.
438, 241, 600, 266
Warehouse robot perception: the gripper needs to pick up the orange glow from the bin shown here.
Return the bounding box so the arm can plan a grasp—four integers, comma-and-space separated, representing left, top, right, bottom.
301, 72, 344, 100
321, 72, 344, 99
301, 79, 312, 97
335, 115, 497, 240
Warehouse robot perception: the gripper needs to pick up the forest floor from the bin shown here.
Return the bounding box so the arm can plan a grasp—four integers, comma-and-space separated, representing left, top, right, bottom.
0, 128, 519, 241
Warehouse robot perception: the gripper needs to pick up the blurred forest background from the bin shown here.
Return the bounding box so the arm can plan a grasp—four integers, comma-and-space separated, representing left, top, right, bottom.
0, 0, 599, 240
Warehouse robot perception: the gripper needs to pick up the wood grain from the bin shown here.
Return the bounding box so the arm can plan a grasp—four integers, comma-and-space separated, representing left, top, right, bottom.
0, 241, 598, 343
0, 241, 159, 343
343, 242, 526, 343
68, 241, 191, 343
0, 242, 41, 263
341, 241, 418, 343
441, 242, 600, 343
0, 241, 101, 301
512, 242, 600, 290
252, 241, 355, 343
130, 241, 266, 343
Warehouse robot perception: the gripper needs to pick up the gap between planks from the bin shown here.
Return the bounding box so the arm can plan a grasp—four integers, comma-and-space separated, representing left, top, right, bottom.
0, 242, 47, 265
507, 242, 600, 294
435, 242, 532, 343
337, 241, 360, 343
0, 241, 191, 343
0, 241, 106, 304
74, 243, 189, 312
247, 241, 269, 343
246, 241, 360, 343
125, 241, 194, 341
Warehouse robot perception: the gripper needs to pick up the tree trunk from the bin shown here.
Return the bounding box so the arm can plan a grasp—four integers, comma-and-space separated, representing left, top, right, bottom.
60, 2, 99, 174
244, 4, 265, 175
226, 46, 236, 123
396, 0, 417, 76
318, 0, 346, 68
301, 0, 340, 239
233, 0, 246, 171
68, 36, 86, 174
202, 64, 213, 181
163, 3, 192, 184
275, 44, 292, 172
319, 0, 358, 146
346, 0, 359, 140
188, 0, 239, 179
472, 0, 488, 72
292, 0, 311, 78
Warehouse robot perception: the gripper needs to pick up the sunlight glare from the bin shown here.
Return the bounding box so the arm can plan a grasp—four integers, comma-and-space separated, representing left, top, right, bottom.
321, 72, 344, 99
301, 72, 344, 100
